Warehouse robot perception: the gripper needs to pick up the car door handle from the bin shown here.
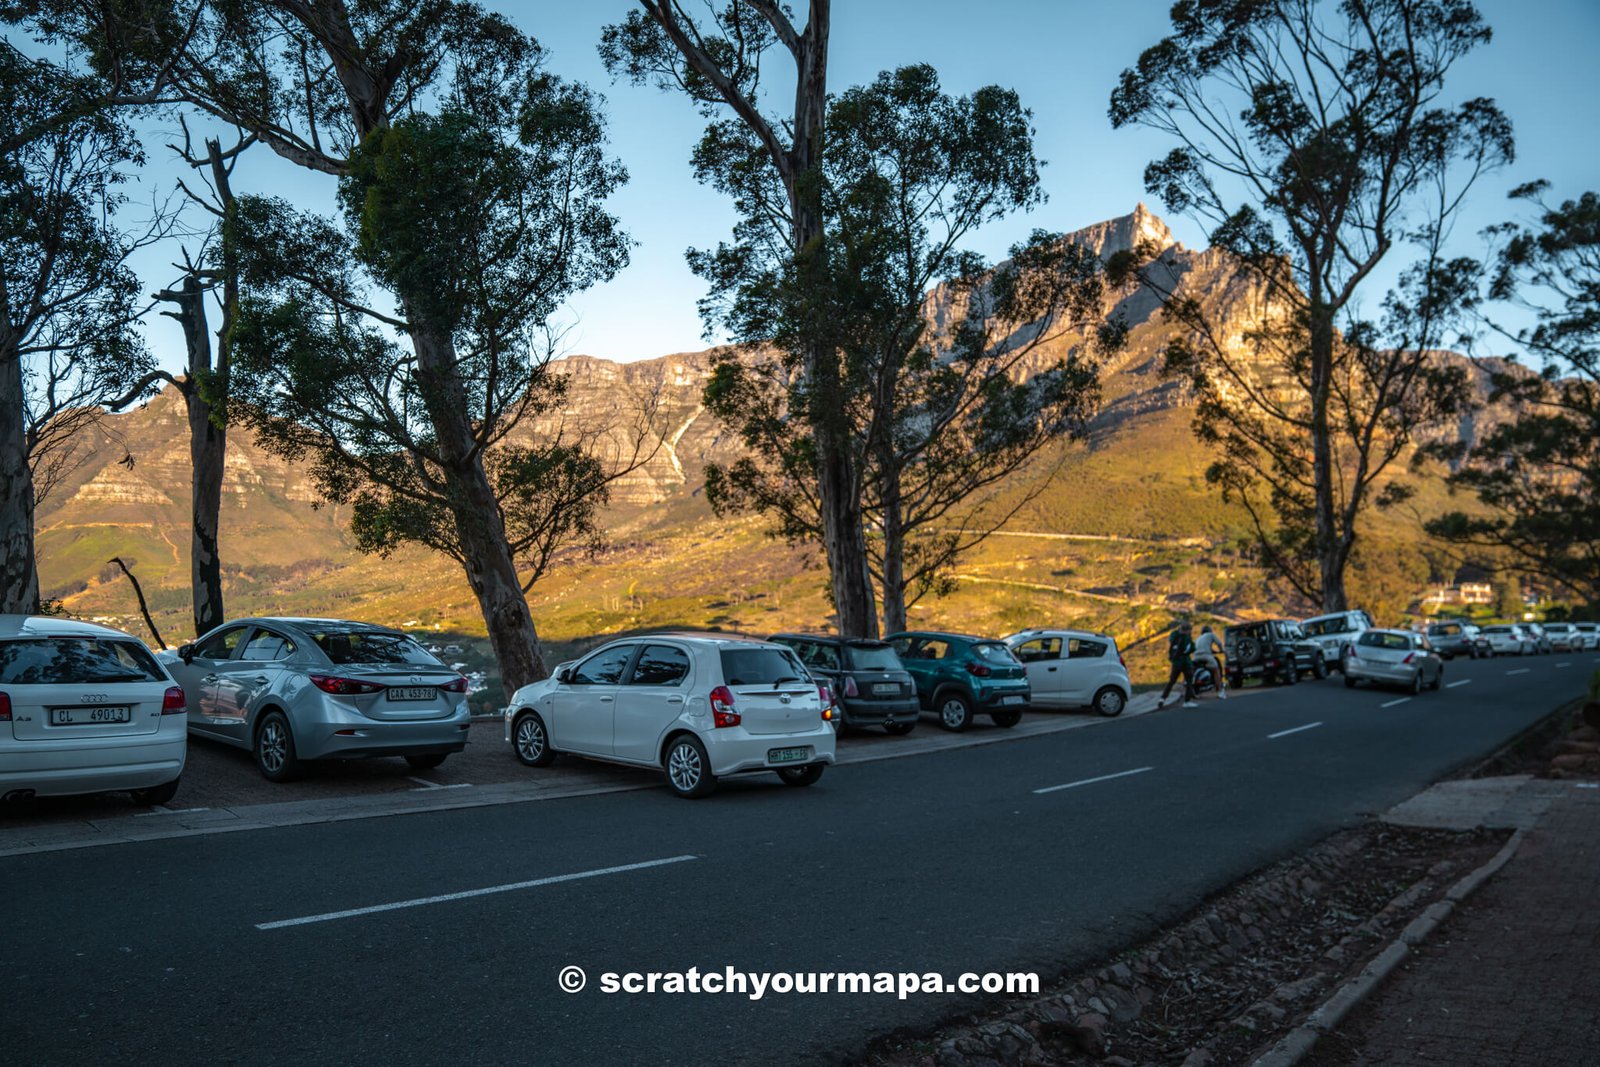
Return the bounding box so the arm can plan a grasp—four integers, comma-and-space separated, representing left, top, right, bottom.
250, 676, 270, 685
1046, 666, 1057, 672
666, 696, 683, 704
201, 674, 218, 683
599, 696, 613, 703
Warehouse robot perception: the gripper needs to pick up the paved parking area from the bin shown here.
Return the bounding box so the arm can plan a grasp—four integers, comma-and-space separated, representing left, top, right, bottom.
0, 692, 1165, 855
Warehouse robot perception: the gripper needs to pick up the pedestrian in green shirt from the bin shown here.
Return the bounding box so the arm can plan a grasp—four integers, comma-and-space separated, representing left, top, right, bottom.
1161, 620, 1198, 707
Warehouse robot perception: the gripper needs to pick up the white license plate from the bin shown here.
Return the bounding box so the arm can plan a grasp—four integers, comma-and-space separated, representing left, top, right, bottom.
386, 687, 437, 702
1000, 695, 1024, 706
872, 683, 899, 695
768, 746, 810, 764
51, 706, 132, 725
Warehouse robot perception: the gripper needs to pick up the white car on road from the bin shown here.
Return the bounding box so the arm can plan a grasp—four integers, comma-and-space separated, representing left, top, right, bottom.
505, 633, 836, 798
0, 615, 186, 805
1003, 629, 1131, 716
1478, 624, 1537, 656
1299, 609, 1375, 671
1343, 628, 1445, 693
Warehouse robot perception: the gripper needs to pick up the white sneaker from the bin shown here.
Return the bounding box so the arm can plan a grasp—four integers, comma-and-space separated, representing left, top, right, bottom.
1218, 690, 1228, 700
1183, 700, 1199, 708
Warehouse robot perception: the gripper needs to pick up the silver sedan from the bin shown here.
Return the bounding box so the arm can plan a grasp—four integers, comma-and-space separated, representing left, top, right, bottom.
1343, 629, 1445, 694
161, 617, 470, 781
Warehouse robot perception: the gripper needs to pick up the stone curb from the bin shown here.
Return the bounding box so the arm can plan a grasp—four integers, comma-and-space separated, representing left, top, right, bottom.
1250, 827, 1527, 1067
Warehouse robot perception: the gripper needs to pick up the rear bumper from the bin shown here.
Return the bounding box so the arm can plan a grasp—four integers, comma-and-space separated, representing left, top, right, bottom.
1347, 662, 1418, 685
297, 712, 472, 760
837, 697, 920, 726
702, 722, 837, 776
0, 734, 187, 797
975, 689, 1030, 712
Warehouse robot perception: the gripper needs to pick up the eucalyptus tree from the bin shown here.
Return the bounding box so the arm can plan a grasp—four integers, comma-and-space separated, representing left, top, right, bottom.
1110, 0, 1512, 611
601, 0, 881, 637
700, 65, 1124, 633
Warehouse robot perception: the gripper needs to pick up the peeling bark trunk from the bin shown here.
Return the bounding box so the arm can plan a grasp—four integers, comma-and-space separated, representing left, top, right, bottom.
878, 464, 907, 636
165, 277, 227, 637
1309, 304, 1348, 613
0, 318, 40, 613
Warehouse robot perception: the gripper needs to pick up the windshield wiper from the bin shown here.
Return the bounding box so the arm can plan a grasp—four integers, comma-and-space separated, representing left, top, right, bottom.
772, 675, 802, 687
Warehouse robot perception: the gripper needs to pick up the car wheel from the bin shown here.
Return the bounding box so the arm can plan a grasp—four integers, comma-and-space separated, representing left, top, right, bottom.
1281, 664, 1299, 686
883, 721, 916, 736
131, 776, 180, 806
1092, 686, 1126, 718
254, 711, 301, 782
937, 692, 973, 731
664, 735, 717, 799
1410, 671, 1424, 695
776, 763, 825, 787
512, 711, 556, 767
1312, 654, 1329, 680
1344, 674, 1358, 689
991, 710, 1022, 728
1430, 668, 1443, 691
405, 754, 447, 770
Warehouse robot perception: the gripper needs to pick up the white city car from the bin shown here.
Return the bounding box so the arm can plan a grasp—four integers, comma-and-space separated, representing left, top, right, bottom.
504, 633, 836, 798
1002, 629, 1132, 717
1478, 625, 1537, 656
0, 615, 186, 805
1343, 628, 1445, 694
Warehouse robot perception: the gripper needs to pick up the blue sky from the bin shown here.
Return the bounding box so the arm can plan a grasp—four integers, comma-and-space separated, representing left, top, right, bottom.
121, 0, 1600, 370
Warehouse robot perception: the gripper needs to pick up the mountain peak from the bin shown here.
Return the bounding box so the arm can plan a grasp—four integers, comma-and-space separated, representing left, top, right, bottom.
1065, 204, 1176, 260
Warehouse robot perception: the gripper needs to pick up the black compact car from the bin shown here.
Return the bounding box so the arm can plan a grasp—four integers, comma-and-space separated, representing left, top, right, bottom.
768, 633, 921, 735
1224, 619, 1329, 687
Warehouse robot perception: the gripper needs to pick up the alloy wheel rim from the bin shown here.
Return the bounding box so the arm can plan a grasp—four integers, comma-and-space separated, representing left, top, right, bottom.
941, 699, 965, 727
516, 718, 544, 760
668, 743, 701, 791
260, 722, 285, 772
1100, 690, 1122, 714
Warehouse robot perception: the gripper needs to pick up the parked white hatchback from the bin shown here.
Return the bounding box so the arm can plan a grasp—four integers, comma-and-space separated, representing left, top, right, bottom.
1003, 629, 1132, 716
504, 633, 836, 798
1478, 624, 1537, 656
1343, 628, 1444, 693
0, 615, 186, 805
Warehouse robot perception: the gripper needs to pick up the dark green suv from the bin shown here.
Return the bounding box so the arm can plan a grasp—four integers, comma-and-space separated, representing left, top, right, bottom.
885, 631, 1029, 731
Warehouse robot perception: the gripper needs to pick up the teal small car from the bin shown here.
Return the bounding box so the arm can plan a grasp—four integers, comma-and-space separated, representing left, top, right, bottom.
885, 631, 1030, 731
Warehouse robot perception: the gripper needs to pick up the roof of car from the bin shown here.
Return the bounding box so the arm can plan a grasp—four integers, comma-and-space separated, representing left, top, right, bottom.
0, 615, 143, 641
887, 630, 993, 644
1002, 628, 1114, 643
229, 617, 404, 634
631, 630, 779, 646
768, 632, 891, 645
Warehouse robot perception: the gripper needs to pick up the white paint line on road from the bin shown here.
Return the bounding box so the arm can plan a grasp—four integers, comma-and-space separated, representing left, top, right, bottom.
1555, 662, 1572, 669
409, 783, 472, 792
1267, 722, 1323, 739
407, 776, 443, 789
1380, 698, 1412, 709
1032, 766, 1153, 795
1574, 783, 1599, 790
256, 855, 699, 930
1446, 679, 1473, 689
134, 806, 210, 818
1506, 668, 1531, 676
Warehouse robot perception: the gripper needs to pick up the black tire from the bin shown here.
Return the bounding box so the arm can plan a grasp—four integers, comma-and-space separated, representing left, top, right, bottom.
1312, 654, 1329, 680
991, 710, 1022, 728
776, 763, 825, 787
511, 711, 556, 767
131, 776, 180, 806
664, 734, 717, 799
1344, 673, 1358, 689
1430, 668, 1443, 691
1093, 686, 1127, 718
405, 753, 447, 770
254, 711, 301, 782
1281, 664, 1299, 686
1410, 671, 1424, 695
936, 691, 974, 731
883, 720, 916, 736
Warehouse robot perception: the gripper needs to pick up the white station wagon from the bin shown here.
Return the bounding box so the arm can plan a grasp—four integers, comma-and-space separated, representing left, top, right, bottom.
0, 615, 186, 805
505, 633, 836, 798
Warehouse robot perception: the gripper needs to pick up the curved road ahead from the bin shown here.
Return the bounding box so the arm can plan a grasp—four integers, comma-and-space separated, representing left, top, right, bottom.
6, 654, 1592, 1065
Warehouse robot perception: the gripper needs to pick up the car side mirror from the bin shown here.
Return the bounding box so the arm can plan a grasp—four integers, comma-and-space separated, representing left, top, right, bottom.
178, 643, 195, 665
556, 667, 572, 684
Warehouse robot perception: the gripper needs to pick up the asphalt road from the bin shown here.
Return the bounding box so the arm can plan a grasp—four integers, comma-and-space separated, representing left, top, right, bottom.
5, 653, 1592, 1066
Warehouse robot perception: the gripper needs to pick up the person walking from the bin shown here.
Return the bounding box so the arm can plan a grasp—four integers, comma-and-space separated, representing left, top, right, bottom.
1194, 624, 1226, 700
1160, 620, 1198, 708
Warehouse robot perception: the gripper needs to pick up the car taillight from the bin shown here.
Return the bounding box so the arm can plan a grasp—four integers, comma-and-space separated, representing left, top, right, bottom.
710, 685, 740, 728
1402, 652, 1415, 665
843, 676, 859, 698
0, 692, 10, 722
966, 662, 992, 677
440, 676, 468, 693
309, 674, 386, 695
1119, 654, 1127, 668
817, 683, 832, 706
162, 686, 186, 714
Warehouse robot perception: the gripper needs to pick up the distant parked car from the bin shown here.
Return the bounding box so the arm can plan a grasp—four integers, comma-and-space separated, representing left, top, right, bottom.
1574, 622, 1599, 651
1541, 623, 1579, 652
1522, 623, 1554, 654
1225, 619, 1329, 688
768, 633, 919, 735
161, 617, 471, 781
1299, 609, 1375, 672
1426, 620, 1488, 660
0, 615, 186, 805
886, 631, 1029, 731
1478, 624, 1537, 657
1343, 629, 1445, 694
504, 632, 835, 798
1002, 629, 1131, 717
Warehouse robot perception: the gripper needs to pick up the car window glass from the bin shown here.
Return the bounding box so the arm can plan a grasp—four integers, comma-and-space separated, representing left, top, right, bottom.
195, 626, 246, 660
719, 647, 808, 686
627, 644, 690, 686
308, 630, 444, 666
917, 639, 951, 661
572, 645, 634, 685
0, 637, 166, 684
808, 643, 841, 671
845, 643, 900, 670
1358, 631, 1411, 650
973, 642, 1016, 663
1068, 638, 1109, 659
1013, 637, 1061, 662
240, 629, 296, 661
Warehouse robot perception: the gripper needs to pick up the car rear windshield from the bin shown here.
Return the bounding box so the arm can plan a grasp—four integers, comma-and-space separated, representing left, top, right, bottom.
1480, 626, 1510, 634
720, 647, 808, 686
845, 643, 900, 670
1357, 631, 1412, 650
0, 637, 166, 684
1302, 616, 1352, 636
972, 642, 1019, 664
307, 630, 444, 667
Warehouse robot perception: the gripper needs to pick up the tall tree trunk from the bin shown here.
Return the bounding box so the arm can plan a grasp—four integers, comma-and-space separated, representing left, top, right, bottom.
878, 464, 907, 636
0, 314, 41, 614
1308, 304, 1347, 612
165, 276, 227, 637
408, 323, 547, 691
